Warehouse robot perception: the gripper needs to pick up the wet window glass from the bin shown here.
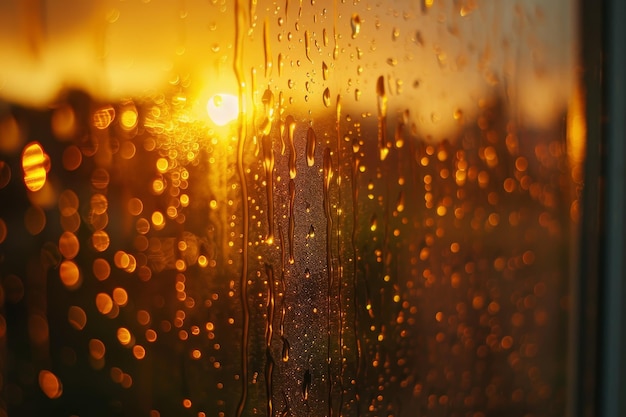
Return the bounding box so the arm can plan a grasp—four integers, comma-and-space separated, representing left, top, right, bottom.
0, 1, 582, 416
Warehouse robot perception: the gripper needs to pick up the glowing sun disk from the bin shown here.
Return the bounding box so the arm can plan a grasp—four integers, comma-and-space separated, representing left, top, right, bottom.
206, 94, 239, 126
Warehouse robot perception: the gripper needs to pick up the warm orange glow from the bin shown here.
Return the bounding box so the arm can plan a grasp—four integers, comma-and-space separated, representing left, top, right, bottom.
89, 339, 106, 360
112, 287, 128, 306
145, 329, 157, 342
0, 3, 582, 415
91, 230, 110, 252
90, 194, 108, 215
120, 106, 138, 130
128, 198, 144, 216
62, 145, 82, 171
567, 81, 587, 167
117, 327, 133, 346
93, 106, 116, 130
21, 142, 48, 192
93, 258, 111, 281
156, 158, 169, 173
68, 306, 87, 330
136, 218, 151, 234
39, 370, 63, 399
110, 367, 123, 383
133, 345, 146, 360
60, 211, 80, 233
60, 260, 81, 289
95, 293, 113, 315
137, 310, 151, 326
114, 251, 130, 269
58, 232, 80, 260
151, 211, 165, 229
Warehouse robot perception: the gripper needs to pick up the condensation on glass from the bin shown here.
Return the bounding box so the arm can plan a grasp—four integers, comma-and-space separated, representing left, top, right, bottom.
0, 1, 582, 416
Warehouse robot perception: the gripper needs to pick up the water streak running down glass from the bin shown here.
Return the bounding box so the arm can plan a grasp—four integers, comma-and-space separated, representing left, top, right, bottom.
0, 1, 582, 416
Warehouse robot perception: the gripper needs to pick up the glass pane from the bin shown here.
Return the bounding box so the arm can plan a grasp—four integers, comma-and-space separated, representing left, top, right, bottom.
0, 1, 582, 416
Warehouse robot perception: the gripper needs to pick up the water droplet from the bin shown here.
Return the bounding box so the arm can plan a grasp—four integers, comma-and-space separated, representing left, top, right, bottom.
302, 369, 311, 400
370, 214, 378, 232
306, 127, 316, 167
351, 14, 361, 39
322, 88, 331, 108
279, 391, 291, 416
304, 30, 312, 62
376, 76, 387, 118
304, 268, 311, 278
285, 116, 297, 179
262, 134, 275, 243
376, 76, 389, 161
322, 61, 329, 80
281, 337, 290, 361
415, 30, 425, 45
396, 191, 405, 212
336, 94, 342, 120
288, 180, 295, 264
261, 88, 275, 133
395, 123, 405, 148
392, 27, 400, 40
307, 224, 315, 239
263, 18, 273, 77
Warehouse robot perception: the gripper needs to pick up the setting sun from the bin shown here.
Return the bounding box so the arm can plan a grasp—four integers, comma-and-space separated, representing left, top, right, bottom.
206, 94, 239, 126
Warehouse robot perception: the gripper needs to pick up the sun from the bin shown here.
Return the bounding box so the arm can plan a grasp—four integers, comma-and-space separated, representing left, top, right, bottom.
206, 94, 239, 126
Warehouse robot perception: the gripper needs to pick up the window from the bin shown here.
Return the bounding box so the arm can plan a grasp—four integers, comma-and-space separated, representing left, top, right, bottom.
1, 1, 621, 416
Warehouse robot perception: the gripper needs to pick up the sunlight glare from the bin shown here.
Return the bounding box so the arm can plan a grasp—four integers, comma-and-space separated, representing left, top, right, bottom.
206, 94, 239, 126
